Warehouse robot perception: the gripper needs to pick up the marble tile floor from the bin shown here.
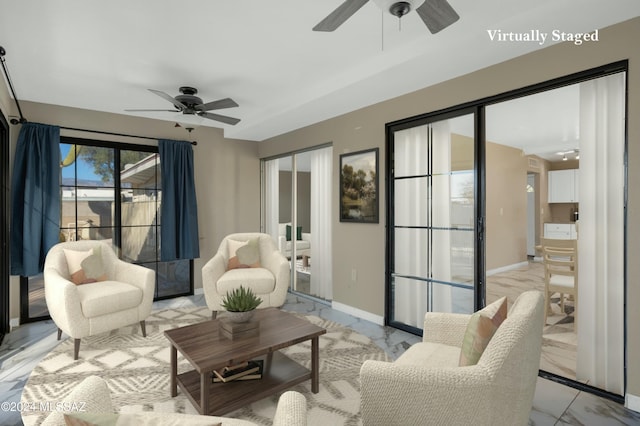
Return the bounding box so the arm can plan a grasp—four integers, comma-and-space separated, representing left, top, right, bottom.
1, 292, 639, 425
487, 260, 579, 380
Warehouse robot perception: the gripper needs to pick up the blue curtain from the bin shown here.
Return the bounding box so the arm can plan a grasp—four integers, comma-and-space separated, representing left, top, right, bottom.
10, 123, 61, 276
159, 139, 200, 261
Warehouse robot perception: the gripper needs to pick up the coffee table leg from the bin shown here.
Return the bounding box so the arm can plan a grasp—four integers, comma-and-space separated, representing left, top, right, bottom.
200, 372, 209, 414
170, 345, 177, 397
311, 336, 319, 393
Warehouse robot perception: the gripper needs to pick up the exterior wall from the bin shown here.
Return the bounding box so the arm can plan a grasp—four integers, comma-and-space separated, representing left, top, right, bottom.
258, 17, 640, 398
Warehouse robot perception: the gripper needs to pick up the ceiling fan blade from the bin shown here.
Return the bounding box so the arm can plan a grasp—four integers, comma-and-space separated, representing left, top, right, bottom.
124, 108, 180, 112
313, 0, 369, 32
199, 111, 241, 125
416, 0, 460, 34
148, 89, 188, 110
195, 97, 239, 112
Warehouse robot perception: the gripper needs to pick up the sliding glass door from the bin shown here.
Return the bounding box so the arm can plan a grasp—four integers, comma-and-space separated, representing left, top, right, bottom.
262, 145, 332, 300
387, 63, 627, 398
388, 111, 477, 332
20, 137, 193, 322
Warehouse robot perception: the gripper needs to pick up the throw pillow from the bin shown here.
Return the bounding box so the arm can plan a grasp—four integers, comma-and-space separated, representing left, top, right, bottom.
63, 247, 108, 285
285, 224, 303, 241
458, 296, 508, 366
64, 412, 222, 426
227, 238, 261, 270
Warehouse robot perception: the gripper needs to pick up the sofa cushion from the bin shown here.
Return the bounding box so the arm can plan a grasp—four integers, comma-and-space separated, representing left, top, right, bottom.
459, 296, 507, 366
282, 240, 311, 252
217, 268, 275, 295
227, 238, 261, 271
395, 342, 460, 368
64, 412, 223, 426
63, 247, 107, 285
77, 281, 143, 318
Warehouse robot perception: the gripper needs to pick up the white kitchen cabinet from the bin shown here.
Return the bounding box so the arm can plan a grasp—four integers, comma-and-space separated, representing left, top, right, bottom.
544, 223, 577, 239
548, 169, 579, 203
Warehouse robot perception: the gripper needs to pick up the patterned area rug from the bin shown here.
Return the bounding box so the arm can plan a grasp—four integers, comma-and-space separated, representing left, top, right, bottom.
21, 307, 389, 425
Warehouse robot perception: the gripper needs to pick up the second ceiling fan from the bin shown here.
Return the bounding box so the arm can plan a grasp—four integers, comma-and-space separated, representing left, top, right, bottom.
126, 86, 241, 125
313, 0, 460, 33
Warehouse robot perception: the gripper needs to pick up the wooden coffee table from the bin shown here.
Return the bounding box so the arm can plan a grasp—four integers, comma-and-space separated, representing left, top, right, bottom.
164, 308, 326, 416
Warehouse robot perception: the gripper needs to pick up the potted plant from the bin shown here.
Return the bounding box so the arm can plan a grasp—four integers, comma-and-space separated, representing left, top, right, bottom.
221, 286, 263, 323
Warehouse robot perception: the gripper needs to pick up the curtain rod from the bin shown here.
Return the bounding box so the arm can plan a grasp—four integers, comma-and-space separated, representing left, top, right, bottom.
0, 46, 27, 125
59, 125, 197, 146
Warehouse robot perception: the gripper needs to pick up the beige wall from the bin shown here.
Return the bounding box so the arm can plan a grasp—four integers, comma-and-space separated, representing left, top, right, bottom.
486, 142, 528, 271
4, 100, 260, 319
259, 17, 640, 397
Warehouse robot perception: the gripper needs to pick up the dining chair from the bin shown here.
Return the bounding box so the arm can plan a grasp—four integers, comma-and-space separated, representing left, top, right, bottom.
541, 237, 578, 331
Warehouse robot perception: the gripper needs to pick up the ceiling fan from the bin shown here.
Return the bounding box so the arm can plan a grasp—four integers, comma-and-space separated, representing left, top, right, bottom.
313, 0, 460, 33
126, 86, 241, 125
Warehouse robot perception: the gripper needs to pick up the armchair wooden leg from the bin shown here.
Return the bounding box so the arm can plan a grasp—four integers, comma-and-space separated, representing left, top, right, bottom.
73, 339, 81, 361
140, 320, 147, 338
57, 328, 62, 341
211, 311, 217, 320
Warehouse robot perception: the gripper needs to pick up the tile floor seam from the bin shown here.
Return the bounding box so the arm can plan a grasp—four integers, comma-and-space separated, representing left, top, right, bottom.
555, 390, 581, 425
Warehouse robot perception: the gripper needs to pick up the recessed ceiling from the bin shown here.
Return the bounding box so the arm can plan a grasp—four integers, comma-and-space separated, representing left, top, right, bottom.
0, 0, 638, 141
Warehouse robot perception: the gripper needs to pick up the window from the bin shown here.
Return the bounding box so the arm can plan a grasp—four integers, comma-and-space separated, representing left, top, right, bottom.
21, 138, 192, 322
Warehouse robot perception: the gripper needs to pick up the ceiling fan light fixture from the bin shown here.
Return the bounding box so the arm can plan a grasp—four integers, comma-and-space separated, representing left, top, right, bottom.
373, 0, 425, 15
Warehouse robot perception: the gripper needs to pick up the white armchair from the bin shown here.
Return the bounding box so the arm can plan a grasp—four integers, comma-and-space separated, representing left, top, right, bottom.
44, 240, 155, 360
41, 375, 307, 426
202, 232, 290, 318
360, 291, 544, 426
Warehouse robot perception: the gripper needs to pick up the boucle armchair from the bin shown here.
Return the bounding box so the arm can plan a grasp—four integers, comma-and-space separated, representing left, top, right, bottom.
360, 290, 544, 426
44, 240, 155, 360
41, 375, 307, 426
202, 232, 290, 318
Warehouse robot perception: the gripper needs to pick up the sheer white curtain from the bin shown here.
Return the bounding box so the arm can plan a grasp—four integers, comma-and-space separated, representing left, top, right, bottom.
430, 121, 453, 312
393, 122, 453, 328
576, 72, 625, 395
264, 158, 280, 244
394, 125, 429, 327
310, 147, 333, 299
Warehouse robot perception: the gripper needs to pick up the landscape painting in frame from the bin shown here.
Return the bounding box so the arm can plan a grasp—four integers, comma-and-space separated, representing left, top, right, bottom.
340, 148, 379, 223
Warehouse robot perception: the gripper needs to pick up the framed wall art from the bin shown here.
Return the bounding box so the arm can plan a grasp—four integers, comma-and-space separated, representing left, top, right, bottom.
339, 148, 379, 223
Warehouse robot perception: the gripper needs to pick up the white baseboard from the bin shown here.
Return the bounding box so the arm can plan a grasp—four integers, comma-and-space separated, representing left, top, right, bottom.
626, 393, 640, 413
10, 317, 19, 331
331, 301, 384, 326
487, 261, 529, 277
194, 287, 204, 295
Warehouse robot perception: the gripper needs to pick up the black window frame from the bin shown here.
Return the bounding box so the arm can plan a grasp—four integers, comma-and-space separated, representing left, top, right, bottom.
19, 136, 193, 323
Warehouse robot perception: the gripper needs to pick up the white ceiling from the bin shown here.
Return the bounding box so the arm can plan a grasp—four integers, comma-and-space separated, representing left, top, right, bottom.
0, 0, 638, 142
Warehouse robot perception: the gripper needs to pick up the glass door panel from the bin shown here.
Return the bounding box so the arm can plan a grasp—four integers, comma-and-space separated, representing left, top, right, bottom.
294, 151, 312, 296
389, 112, 476, 332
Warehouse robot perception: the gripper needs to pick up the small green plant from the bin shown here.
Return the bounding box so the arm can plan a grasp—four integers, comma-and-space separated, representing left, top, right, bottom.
221, 286, 263, 312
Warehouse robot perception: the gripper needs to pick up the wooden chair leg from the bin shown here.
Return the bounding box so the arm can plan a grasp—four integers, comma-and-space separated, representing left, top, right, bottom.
140, 320, 147, 338
211, 311, 217, 320
57, 328, 62, 341
73, 339, 81, 361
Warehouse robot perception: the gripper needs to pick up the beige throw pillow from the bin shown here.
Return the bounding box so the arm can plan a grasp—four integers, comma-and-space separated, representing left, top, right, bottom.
227, 238, 261, 271
458, 296, 508, 366
63, 247, 107, 285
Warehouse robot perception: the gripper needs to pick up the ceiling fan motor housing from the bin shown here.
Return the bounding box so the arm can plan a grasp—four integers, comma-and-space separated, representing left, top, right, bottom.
175, 86, 203, 113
